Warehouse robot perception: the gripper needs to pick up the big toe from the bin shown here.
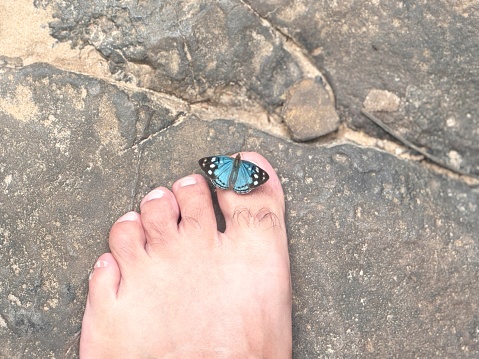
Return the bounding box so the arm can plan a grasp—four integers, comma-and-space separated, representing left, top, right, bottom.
216, 152, 286, 239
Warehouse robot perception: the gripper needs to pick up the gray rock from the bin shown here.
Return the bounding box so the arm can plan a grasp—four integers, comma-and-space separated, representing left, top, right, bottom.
45, 0, 339, 141
45, 0, 479, 173
0, 63, 184, 357
243, 0, 479, 176
47, 0, 303, 110
1, 64, 478, 357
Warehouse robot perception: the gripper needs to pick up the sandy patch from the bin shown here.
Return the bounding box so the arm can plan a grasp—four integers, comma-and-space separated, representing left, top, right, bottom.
0, 0, 109, 78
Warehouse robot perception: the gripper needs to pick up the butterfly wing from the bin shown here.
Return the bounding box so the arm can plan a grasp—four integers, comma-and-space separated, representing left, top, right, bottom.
198, 156, 234, 190
233, 159, 270, 194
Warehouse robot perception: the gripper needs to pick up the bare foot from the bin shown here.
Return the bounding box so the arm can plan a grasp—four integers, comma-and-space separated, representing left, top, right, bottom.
80, 152, 292, 358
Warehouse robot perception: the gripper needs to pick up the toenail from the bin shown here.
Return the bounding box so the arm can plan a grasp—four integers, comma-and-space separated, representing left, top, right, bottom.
95, 260, 108, 268
179, 176, 197, 187
117, 212, 138, 223
143, 189, 165, 203
89, 260, 108, 280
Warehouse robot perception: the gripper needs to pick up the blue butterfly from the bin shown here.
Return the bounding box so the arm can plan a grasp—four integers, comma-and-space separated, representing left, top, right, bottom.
198, 154, 269, 194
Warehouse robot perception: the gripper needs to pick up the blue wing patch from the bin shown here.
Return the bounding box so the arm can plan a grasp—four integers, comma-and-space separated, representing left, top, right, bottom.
198, 154, 269, 194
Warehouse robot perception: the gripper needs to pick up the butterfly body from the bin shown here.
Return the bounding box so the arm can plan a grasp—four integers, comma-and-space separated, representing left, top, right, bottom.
198, 154, 269, 194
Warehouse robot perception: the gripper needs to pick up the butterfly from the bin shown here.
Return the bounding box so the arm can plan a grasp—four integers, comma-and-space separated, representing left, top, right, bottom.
198, 154, 269, 194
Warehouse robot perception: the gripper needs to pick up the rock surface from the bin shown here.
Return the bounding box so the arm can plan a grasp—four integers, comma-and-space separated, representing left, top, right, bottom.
243, 0, 479, 175
1, 0, 479, 357
47, 0, 330, 117
45, 0, 339, 141
44, 0, 479, 174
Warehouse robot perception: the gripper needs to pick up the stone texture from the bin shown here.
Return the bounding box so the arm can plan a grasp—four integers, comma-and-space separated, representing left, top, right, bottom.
47, 0, 299, 110
0, 63, 184, 357
363, 89, 401, 113
45, 0, 340, 140
44, 0, 479, 173
282, 77, 340, 141
1, 63, 478, 358
243, 0, 479, 176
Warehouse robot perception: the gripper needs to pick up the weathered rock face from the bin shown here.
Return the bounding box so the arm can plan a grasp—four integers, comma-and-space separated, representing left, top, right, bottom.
1, 64, 478, 358
243, 0, 479, 176
46, 0, 340, 139
46, 0, 479, 174
48, 0, 297, 108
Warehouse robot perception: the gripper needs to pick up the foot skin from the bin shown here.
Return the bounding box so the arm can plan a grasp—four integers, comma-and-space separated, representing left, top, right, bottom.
80, 152, 292, 358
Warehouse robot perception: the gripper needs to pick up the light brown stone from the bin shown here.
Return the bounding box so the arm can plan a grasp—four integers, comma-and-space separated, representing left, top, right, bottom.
363, 89, 401, 112
282, 77, 340, 141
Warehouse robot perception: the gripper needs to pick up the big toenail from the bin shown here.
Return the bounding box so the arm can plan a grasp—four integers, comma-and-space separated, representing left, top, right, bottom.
144, 189, 165, 202
179, 176, 197, 187
117, 212, 138, 223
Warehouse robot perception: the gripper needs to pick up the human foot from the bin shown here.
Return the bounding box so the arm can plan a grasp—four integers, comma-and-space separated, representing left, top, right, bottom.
79, 152, 292, 358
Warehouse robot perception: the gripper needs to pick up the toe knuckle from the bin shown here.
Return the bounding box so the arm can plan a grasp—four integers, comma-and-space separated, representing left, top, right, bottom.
254, 207, 280, 229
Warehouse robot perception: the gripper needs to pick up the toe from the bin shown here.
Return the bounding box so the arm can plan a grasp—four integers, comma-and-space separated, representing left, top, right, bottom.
109, 211, 148, 274
172, 174, 218, 242
81, 252, 121, 358
140, 187, 180, 247
216, 152, 286, 237
87, 252, 120, 304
